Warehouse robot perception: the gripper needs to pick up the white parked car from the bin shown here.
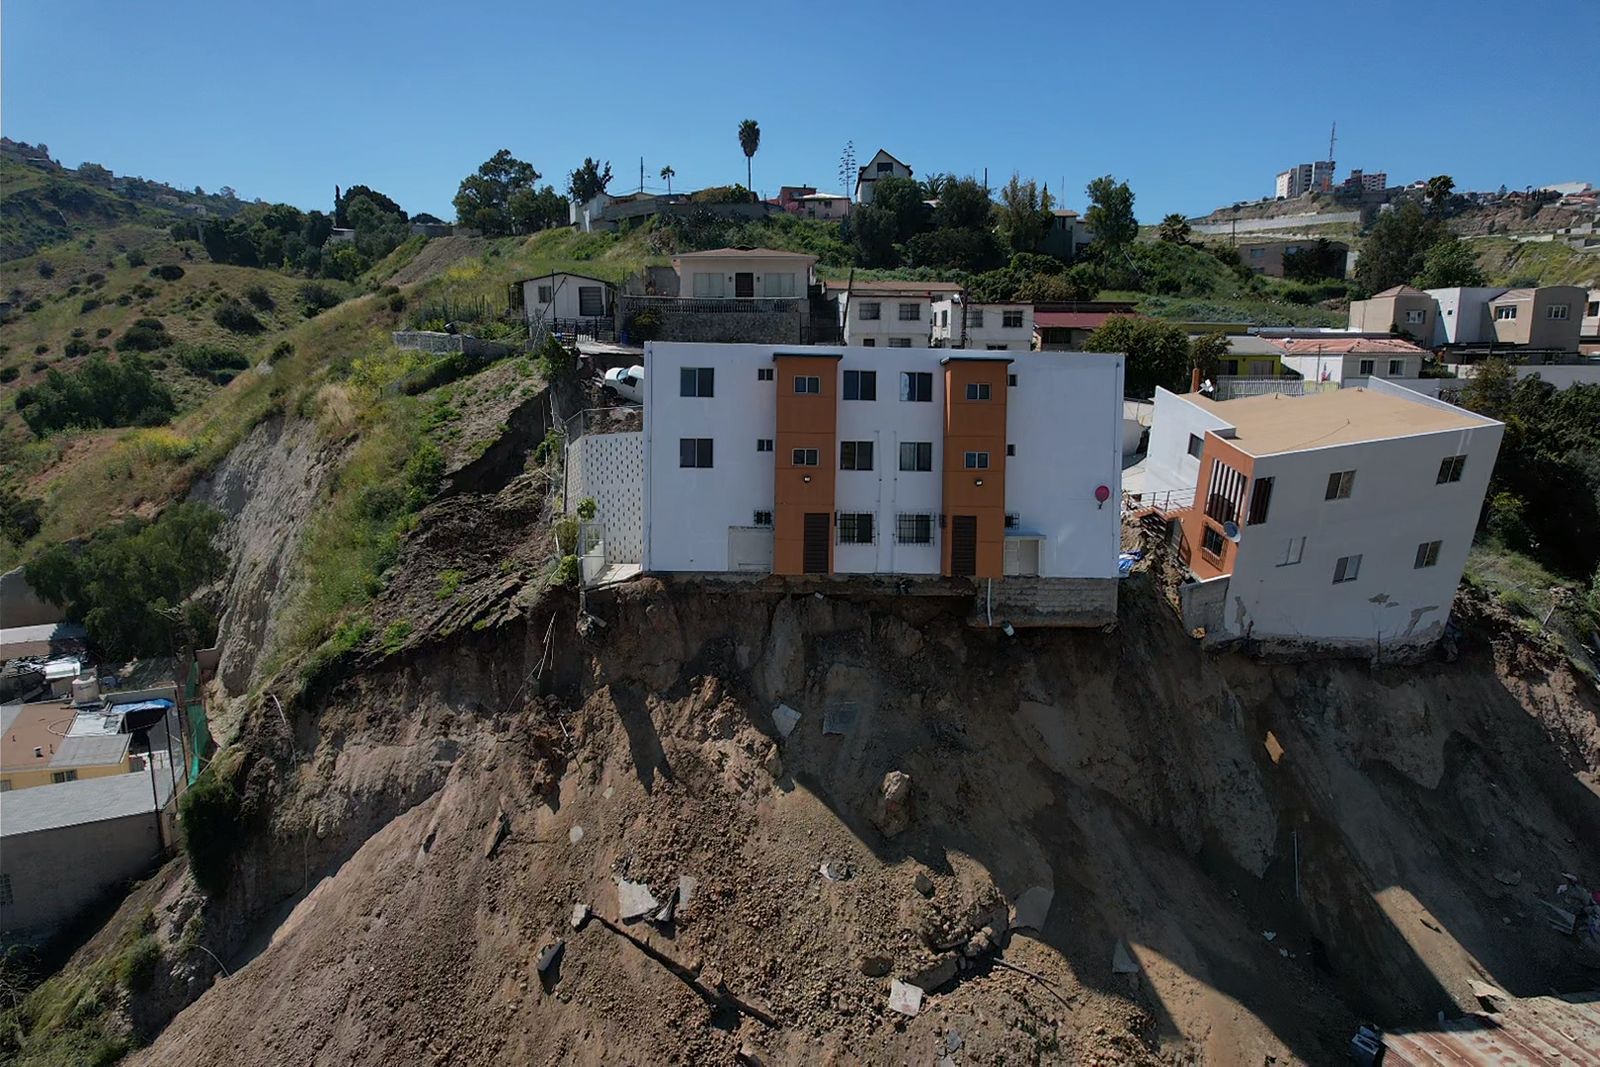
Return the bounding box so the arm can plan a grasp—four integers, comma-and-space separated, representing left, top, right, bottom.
600, 364, 644, 404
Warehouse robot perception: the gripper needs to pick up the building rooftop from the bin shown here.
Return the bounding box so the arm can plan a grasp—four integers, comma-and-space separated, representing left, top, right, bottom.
1493, 288, 1537, 302
1, 769, 174, 837
830, 279, 963, 295
1189, 387, 1494, 456
0, 622, 87, 661
1035, 310, 1133, 330
672, 247, 818, 263
1216, 335, 1287, 356
1278, 337, 1427, 356
2, 702, 132, 773
1370, 285, 1429, 299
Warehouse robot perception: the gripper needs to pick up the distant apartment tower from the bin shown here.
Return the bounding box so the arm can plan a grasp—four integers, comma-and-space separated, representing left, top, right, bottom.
1274, 160, 1335, 198
1344, 169, 1387, 193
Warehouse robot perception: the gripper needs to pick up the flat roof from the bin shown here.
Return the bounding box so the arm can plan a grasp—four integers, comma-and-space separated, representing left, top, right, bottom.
671, 247, 818, 263
1, 770, 173, 837
830, 279, 964, 295
1, 702, 131, 772
1187, 388, 1495, 456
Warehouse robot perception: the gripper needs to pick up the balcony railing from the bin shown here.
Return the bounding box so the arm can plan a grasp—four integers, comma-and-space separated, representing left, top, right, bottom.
1122, 486, 1195, 516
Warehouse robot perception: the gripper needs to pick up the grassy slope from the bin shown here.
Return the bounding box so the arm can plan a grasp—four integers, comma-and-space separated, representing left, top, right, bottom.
1466, 236, 1600, 287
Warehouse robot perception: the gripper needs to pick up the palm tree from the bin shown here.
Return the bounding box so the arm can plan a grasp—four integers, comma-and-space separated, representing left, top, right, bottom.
738, 119, 761, 195
659, 164, 675, 195
1158, 213, 1191, 244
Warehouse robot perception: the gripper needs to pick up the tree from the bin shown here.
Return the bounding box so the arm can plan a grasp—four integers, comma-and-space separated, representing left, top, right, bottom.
1354, 200, 1445, 294
849, 175, 928, 267
1282, 238, 1347, 282
902, 228, 1005, 272
659, 164, 675, 194
838, 142, 856, 200
738, 119, 761, 192
1084, 175, 1138, 252
454, 150, 541, 235
567, 157, 613, 203
1412, 235, 1486, 289
509, 185, 567, 232
336, 184, 406, 227
1425, 174, 1455, 214
1082, 316, 1191, 397
997, 175, 1053, 255
920, 172, 956, 202
935, 177, 994, 231
1157, 213, 1191, 245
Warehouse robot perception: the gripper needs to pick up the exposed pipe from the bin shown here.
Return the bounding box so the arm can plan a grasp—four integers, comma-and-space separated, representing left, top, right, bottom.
986, 578, 993, 627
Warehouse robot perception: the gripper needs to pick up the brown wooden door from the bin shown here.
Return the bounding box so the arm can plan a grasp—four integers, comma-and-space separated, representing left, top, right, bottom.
803, 513, 830, 574
950, 515, 977, 577
735, 272, 755, 298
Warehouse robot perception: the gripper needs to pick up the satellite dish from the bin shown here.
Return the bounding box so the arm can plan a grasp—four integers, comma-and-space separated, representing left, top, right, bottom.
1223, 521, 1241, 542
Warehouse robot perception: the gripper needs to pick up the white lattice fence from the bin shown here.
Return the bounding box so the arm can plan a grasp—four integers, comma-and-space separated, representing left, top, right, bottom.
567, 432, 644, 564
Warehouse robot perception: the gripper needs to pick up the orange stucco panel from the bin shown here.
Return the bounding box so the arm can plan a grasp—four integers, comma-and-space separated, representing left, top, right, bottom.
773, 354, 840, 574
940, 360, 1010, 577
1179, 434, 1255, 579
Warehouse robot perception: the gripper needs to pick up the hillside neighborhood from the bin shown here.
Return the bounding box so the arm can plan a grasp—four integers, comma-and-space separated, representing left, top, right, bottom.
2, 95, 1599, 1067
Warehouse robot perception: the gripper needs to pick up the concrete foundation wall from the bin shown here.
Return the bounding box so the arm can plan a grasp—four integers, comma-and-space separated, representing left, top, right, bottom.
969, 576, 1119, 627
643, 309, 807, 345
0, 568, 64, 628
0, 814, 164, 941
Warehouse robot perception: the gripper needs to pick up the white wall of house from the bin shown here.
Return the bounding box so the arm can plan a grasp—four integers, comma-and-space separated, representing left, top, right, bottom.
841, 295, 932, 347
796, 195, 850, 220
854, 150, 913, 205
930, 301, 1035, 350
1426, 287, 1505, 345
675, 254, 812, 299
1279, 352, 1422, 384
522, 274, 613, 322
1147, 387, 1233, 492
642, 342, 1123, 578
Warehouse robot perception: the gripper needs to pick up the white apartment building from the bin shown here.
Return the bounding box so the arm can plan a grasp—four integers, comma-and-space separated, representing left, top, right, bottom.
1426, 287, 1510, 345
640, 342, 1125, 616
1275, 160, 1334, 199
1146, 380, 1503, 654
836, 280, 962, 347
930, 298, 1034, 350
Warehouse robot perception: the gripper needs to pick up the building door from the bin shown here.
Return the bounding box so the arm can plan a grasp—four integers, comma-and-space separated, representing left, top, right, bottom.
950, 516, 977, 577
578, 285, 605, 317
802, 513, 830, 574
735, 272, 755, 298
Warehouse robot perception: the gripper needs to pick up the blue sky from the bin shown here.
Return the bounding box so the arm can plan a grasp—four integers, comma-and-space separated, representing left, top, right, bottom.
4, 0, 1596, 221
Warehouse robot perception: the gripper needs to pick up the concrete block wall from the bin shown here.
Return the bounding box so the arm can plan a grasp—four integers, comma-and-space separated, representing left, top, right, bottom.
644, 309, 806, 345
969, 577, 1119, 628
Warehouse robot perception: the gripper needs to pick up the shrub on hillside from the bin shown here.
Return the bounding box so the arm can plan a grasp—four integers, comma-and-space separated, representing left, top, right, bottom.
0, 485, 42, 545
177, 343, 251, 384
149, 263, 185, 282
213, 298, 263, 333
95, 326, 112, 339
80, 296, 102, 313
125, 248, 146, 268
0, 366, 17, 384
64, 338, 91, 358
243, 283, 275, 311
16, 355, 176, 435
178, 760, 242, 896
36, 260, 55, 278
115, 317, 171, 351
388, 292, 407, 313
23, 299, 42, 313
297, 281, 342, 317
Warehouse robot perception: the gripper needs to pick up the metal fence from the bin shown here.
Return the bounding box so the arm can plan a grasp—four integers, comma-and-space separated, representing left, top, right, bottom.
1215, 377, 1340, 400
1123, 486, 1195, 515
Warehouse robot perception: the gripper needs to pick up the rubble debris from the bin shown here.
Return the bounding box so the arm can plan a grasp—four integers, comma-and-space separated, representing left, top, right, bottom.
568, 825, 584, 845
909, 954, 960, 992
1111, 940, 1140, 975
570, 903, 591, 930
1538, 899, 1578, 934
944, 1031, 964, 1053
1011, 886, 1054, 933
859, 955, 893, 978
677, 875, 697, 909
736, 1044, 765, 1066
653, 886, 678, 925
914, 872, 935, 897
484, 809, 511, 858
873, 771, 914, 837
617, 879, 660, 922
887, 979, 924, 1017
761, 743, 784, 779
1469, 980, 1506, 1008
1262, 931, 1277, 942
1493, 869, 1522, 886
1264, 731, 1285, 764
536, 941, 564, 974
963, 932, 995, 959
819, 861, 852, 882
823, 702, 859, 736
771, 703, 801, 739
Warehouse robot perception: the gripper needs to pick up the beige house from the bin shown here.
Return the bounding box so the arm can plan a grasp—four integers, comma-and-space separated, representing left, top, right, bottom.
1348, 285, 1436, 343
1235, 238, 1349, 279
670, 247, 816, 301
1485, 286, 1586, 351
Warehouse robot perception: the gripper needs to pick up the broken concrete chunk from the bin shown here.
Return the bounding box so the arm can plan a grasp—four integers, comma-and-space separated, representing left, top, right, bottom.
617, 879, 660, 922
772, 703, 801, 739
1010, 885, 1054, 933
819, 861, 852, 882
761, 743, 784, 780
1493, 869, 1522, 886
913, 872, 934, 897
908, 953, 959, 992
677, 875, 697, 909
653, 886, 678, 925
568, 825, 584, 845
1111, 939, 1140, 974
570, 903, 591, 930
484, 809, 510, 858
859, 954, 893, 977
823, 702, 859, 736
536, 941, 564, 974
887, 979, 924, 1017
873, 771, 914, 837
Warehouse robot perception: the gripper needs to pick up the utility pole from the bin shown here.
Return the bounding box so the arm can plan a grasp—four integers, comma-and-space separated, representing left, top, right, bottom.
640, 157, 644, 194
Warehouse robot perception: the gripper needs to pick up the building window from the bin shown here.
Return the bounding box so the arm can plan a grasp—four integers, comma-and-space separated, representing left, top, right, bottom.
692, 272, 726, 298
876, 161, 893, 174
861, 338, 876, 347
0, 873, 11, 907
1414, 540, 1441, 568
1002, 309, 1024, 328
1201, 526, 1225, 557
970, 309, 984, 327
537, 285, 553, 303
1006, 444, 1016, 456
896, 514, 934, 545
939, 310, 949, 327
1008, 373, 1017, 386
794, 375, 821, 394
757, 367, 774, 381
859, 301, 881, 321
679, 438, 713, 468
1249, 248, 1263, 259
837, 513, 874, 544
899, 441, 933, 471
1004, 513, 1020, 529
840, 441, 874, 470
1205, 459, 1247, 524
1388, 359, 1404, 375
888, 337, 913, 348
51, 769, 79, 784
1404, 309, 1426, 323
843, 369, 877, 400
900, 371, 932, 401
1278, 536, 1305, 566
986, 344, 1009, 351
680, 367, 715, 397
1325, 470, 1355, 500
1358, 359, 1375, 375
1186, 434, 1204, 459
0, 780, 11, 792
792, 448, 819, 466
1333, 554, 1362, 584
753, 511, 773, 527
1546, 304, 1569, 320
1436, 455, 1466, 483
757, 439, 773, 452
762, 272, 797, 298
1246, 477, 1273, 525
964, 451, 990, 470
1495, 305, 1517, 320
898, 303, 920, 321
1587, 300, 1599, 317
965, 382, 991, 400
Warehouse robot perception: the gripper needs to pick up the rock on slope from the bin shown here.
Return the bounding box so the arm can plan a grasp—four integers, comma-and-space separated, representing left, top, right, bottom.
119, 572, 1600, 1065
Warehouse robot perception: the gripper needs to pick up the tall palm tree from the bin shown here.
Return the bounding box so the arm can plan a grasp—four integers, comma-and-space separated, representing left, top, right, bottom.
738, 119, 761, 195
659, 164, 675, 195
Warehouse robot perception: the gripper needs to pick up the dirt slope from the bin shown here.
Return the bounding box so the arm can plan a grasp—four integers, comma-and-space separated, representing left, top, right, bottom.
120, 571, 1599, 1065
